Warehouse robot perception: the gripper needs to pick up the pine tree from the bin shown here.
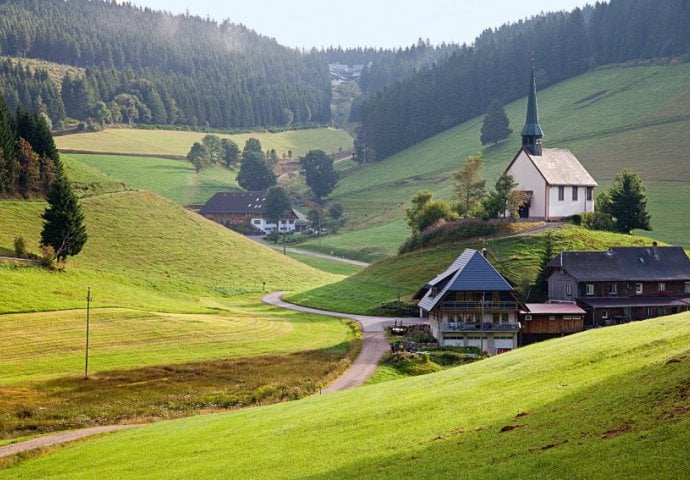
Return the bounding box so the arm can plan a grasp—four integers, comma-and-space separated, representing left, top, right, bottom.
480, 100, 513, 145
40, 173, 87, 262
608, 169, 651, 234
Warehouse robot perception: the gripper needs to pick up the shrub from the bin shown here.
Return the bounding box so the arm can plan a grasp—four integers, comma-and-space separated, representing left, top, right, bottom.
39, 244, 59, 270
13, 236, 28, 258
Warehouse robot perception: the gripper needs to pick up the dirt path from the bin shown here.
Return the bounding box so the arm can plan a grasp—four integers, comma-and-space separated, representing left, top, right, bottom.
262, 291, 424, 392
0, 425, 140, 459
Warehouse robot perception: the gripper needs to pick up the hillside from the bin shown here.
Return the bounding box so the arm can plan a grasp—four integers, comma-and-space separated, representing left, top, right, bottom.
300, 62, 690, 260
0, 190, 334, 313
0, 0, 330, 129
4, 313, 689, 478
288, 225, 662, 315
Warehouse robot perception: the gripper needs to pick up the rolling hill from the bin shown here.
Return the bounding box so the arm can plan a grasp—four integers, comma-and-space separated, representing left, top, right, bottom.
4, 313, 688, 478
299, 62, 690, 260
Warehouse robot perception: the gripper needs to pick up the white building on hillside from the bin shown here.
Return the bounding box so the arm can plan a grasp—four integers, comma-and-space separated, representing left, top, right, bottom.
504, 67, 597, 220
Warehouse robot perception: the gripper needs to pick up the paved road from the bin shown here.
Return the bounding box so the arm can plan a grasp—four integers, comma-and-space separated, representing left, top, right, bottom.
262, 291, 424, 393
0, 425, 140, 459
248, 236, 370, 267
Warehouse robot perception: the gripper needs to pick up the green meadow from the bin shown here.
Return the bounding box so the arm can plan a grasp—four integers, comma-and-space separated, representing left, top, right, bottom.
310, 63, 690, 259
55, 127, 353, 159
288, 226, 662, 314
5, 313, 688, 479
67, 153, 240, 205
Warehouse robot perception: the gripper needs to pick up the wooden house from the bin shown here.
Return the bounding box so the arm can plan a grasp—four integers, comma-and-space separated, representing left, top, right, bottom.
520, 303, 585, 345
547, 243, 690, 326
504, 67, 597, 220
199, 191, 305, 234
414, 249, 524, 353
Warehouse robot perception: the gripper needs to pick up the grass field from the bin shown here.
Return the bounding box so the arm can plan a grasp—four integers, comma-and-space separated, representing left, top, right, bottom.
55, 127, 353, 160
5, 313, 688, 478
67, 153, 240, 205
313, 63, 690, 259
287, 226, 661, 314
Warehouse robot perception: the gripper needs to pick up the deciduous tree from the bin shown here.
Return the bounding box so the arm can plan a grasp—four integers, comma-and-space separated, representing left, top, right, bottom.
301, 149, 338, 200
263, 186, 292, 224
482, 175, 518, 219
453, 152, 486, 217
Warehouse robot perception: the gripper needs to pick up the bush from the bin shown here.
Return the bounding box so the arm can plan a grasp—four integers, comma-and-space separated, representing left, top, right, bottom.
13, 236, 28, 258
399, 220, 500, 253
39, 245, 59, 270
581, 212, 615, 231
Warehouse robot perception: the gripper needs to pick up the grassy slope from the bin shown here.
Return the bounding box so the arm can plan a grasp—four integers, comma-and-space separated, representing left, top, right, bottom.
68, 153, 240, 205
300, 63, 690, 260
55, 127, 353, 159
288, 226, 660, 314
6, 314, 689, 479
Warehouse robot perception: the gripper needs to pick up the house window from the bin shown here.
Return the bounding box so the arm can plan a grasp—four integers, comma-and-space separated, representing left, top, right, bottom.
586, 186, 593, 201
558, 186, 565, 201
608, 283, 618, 295
548, 315, 556, 320
501, 313, 509, 323
253, 219, 261, 225
601, 310, 608, 320
658, 282, 666, 292
566, 284, 572, 296
586, 284, 594, 296
685, 282, 690, 294
524, 314, 532, 321
492, 313, 500, 324
572, 186, 578, 201
636, 283, 643, 295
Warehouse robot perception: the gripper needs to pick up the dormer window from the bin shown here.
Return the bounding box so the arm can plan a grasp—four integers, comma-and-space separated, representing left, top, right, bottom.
608, 283, 617, 295
586, 284, 594, 296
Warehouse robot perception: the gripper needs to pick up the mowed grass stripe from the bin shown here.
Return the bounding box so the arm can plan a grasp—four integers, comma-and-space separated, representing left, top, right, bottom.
0, 306, 352, 385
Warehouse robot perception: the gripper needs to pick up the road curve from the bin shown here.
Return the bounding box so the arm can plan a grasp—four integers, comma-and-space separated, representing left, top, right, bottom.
262, 291, 425, 393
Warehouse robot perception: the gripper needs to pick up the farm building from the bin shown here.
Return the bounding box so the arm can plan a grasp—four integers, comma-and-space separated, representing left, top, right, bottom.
199, 191, 307, 234
414, 249, 524, 353
547, 243, 690, 326
504, 66, 597, 220
520, 303, 586, 346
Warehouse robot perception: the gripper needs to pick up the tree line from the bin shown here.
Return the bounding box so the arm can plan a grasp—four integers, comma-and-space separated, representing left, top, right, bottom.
0, 0, 331, 129
356, 0, 690, 162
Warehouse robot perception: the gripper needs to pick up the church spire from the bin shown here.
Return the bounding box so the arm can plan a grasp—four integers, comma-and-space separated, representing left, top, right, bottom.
521, 64, 544, 156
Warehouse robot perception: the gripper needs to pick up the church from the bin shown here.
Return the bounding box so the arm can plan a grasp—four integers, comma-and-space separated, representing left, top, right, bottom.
504, 67, 597, 220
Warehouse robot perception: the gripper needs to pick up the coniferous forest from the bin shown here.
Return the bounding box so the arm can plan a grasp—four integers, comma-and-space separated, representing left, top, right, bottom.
0, 0, 331, 129
355, 0, 690, 161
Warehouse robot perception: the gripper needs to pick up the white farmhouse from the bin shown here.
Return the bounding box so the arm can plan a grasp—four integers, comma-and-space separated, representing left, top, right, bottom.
505, 67, 597, 220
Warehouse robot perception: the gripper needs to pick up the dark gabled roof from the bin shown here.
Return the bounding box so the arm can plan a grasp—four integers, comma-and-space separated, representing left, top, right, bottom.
199, 191, 266, 215
548, 246, 690, 282
418, 249, 515, 312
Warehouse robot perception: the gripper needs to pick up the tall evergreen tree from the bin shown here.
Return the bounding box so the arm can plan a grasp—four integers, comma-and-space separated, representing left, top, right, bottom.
0, 95, 17, 193
607, 169, 651, 234
480, 100, 513, 145
40, 173, 87, 262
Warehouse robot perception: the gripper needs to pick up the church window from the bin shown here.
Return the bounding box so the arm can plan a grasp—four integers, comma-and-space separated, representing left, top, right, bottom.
572, 187, 578, 201
586, 187, 593, 201
558, 186, 565, 201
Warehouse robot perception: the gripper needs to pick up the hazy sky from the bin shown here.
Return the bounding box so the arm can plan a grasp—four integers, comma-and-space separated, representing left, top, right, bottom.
126, 0, 593, 49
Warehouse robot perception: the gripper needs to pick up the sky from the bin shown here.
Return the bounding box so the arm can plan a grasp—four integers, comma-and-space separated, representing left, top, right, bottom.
126, 0, 594, 50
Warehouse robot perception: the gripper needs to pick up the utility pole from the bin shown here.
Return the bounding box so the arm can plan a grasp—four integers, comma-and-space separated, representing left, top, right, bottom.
84, 287, 91, 379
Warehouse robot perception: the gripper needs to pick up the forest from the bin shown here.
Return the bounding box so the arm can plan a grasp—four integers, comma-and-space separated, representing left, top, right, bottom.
355, 0, 690, 161
0, 0, 331, 129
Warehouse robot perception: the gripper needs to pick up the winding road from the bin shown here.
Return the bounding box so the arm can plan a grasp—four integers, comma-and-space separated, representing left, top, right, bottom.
0, 292, 424, 459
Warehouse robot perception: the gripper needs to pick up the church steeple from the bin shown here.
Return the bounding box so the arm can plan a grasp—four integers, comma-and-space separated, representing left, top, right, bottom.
521, 65, 544, 156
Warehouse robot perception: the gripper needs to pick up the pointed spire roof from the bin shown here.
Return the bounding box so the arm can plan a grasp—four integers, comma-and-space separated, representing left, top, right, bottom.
520, 66, 544, 138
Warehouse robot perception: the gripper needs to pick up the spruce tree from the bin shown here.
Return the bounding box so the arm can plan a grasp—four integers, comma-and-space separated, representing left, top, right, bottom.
608, 169, 651, 234
40, 173, 87, 262
480, 100, 513, 145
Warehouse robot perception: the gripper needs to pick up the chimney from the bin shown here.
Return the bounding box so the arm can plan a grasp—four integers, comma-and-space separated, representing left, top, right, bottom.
482, 248, 488, 258
652, 241, 658, 259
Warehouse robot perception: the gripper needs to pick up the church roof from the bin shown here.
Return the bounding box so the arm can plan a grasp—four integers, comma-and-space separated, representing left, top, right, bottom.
520, 66, 544, 138
525, 148, 598, 186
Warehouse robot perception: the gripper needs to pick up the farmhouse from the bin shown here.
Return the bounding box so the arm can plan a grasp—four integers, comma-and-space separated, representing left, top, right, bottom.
505, 67, 597, 220
199, 191, 306, 234
414, 249, 524, 353
547, 243, 690, 326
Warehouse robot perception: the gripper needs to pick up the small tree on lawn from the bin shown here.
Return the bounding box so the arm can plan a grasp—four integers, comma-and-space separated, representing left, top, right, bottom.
480, 100, 512, 145
187, 142, 208, 173
453, 152, 486, 217
201, 134, 222, 164
40, 173, 87, 263
237, 149, 276, 191
607, 169, 651, 234
405, 190, 456, 233
482, 175, 518, 219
